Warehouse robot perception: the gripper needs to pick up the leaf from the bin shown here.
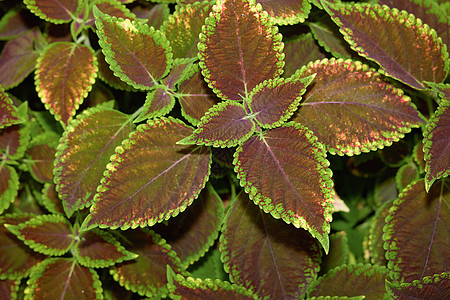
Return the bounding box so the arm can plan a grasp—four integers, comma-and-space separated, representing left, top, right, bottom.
423, 99, 450, 191
383, 179, 450, 283
233, 122, 334, 253
0, 214, 45, 280
54, 107, 135, 218
153, 184, 225, 268
25, 257, 103, 300
142, 3, 170, 29
167, 267, 257, 300
134, 87, 175, 123
198, 0, 284, 101
162, 1, 213, 59
5, 214, 73, 256
96, 51, 135, 91
248, 74, 316, 129
220, 192, 322, 299
323, 1, 449, 89
73, 229, 137, 268
292, 58, 424, 156
26, 141, 57, 183
320, 231, 350, 273
0, 278, 19, 299
0, 29, 41, 90
94, 6, 172, 90
0, 9, 31, 40
187, 247, 228, 281
306, 264, 388, 299
84, 117, 211, 230
41, 183, 65, 216
178, 101, 256, 148
35, 42, 97, 126
84, 0, 136, 28
110, 229, 184, 298
0, 89, 20, 129
0, 166, 19, 216
366, 200, 391, 267
283, 33, 327, 78
386, 272, 450, 299
0, 123, 31, 161
395, 162, 419, 192
24, 0, 81, 24
256, 0, 311, 25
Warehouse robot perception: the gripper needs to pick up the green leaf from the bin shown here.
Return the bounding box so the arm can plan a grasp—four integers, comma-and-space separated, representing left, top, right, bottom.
0, 88, 21, 129
24, 0, 82, 24
84, 117, 211, 230
0, 166, 19, 216
386, 272, 450, 299
54, 107, 135, 218
323, 1, 449, 89
233, 122, 334, 253
292, 58, 424, 156
383, 179, 450, 283
24, 257, 103, 300
5, 214, 73, 256
0, 29, 41, 90
423, 99, 450, 191
110, 229, 184, 298
35, 42, 97, 126
153, 184, 225, 268
220, 192, 322, 299
306, 264, 388, 299
178, 101, 256, 148
198, 0, 284, 101
167, 266, 257, 300
162, 1, 213, 59
256, 0, 311, 25
94, 6, 173, 90
248, 74, 315, 129
74, 229, 137, 268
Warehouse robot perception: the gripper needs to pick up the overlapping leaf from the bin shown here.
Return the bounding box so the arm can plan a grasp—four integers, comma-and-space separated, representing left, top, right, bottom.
25, 257, 103, 300
220, 192, 322, 299
54, 107, 135, 217
35, 42, 97, 125
143, 3, 170, 29
41, 183, 65, 215
96, 51, 135, 91
83, 0, 136, 28
423, 99, 450, 191
320, 231, 350, 273
233, 122, 334, 252
0, 9, 30, 39
386, 272, 450, 299
135, 87, 175, 122
396, 162, 419, 192
292, 58, 424, 156
5, 214, 73, 256
256, 0, 311, 25
24, 0, 81, 23
26, 137, 57, 183
383, 179, 450, 283
0, 166, 19, 215
94, 7, 172, 90
323, 1, 449, 89
0, 123, 30, 161
198, 0, 284, 101
84, 117, 211, 230
178, 101, 256, 148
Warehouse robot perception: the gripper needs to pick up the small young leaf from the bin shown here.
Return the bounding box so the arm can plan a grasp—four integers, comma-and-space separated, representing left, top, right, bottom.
134, 87, 175, 122
35, 42, 97, 125
292, 58, 424, 156
178, 101, 256, 148
0, 123, 31, 161
54, 107, 135, 217
423, 99, 450, 191
220, 192, 322, 299
24, 0, 81, 24
5, 214, 73, 256
383, 179, 450, 283
94, 6, 172, 90
323, 1, 449, 89
386, 272, 450, 299
25, 257, 103, 300
306, 264, 388, 299
248, 74, 315, 129
0, 89, 21, 129
84, 117, 211, 230
233, 122, 334, 253
198, 0, 284, 101
257, 0, 311, 25
0, 166, 19, 215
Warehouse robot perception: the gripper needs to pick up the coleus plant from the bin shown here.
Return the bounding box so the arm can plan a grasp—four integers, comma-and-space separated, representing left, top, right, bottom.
0, 0, 449, 299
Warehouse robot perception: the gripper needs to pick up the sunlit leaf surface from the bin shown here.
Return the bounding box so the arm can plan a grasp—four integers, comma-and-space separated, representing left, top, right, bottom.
220, 192, 322, 299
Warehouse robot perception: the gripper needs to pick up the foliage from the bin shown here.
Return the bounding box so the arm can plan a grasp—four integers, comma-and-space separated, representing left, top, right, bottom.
0, 0, 449, 299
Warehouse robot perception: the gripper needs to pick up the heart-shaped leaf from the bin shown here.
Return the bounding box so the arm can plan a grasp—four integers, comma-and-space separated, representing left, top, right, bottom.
84, 117, 211, 230
0, 166, 19, 215
383, 179, 450, 283
292, 58, 424, 156
24, 0, 81, 24
5, 214, 73, 256
35, 42, 97, 125
423, 99, 450, 191
110, 229, 185, 298
386, 272, 450, 299
233, 122, 334, 253
220, 192, 322, 299
54, 107, 135, 217
25, 257, 103, 300
306, 264, 388, 299
94, 6, 172, 90
323, 1, 449, 89
178, 101, 256, 148
73, 229, 137, 268
0, 89, 20, 129
198, 0, 284, 101
256, 0, 311, 25
248, 74, 315, 129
